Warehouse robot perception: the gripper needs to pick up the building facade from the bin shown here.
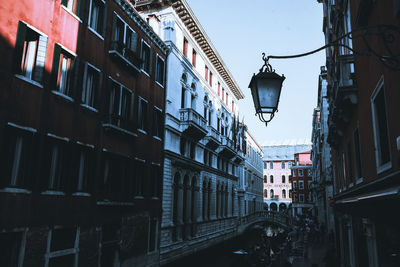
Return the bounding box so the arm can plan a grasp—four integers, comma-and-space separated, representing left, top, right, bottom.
0, 0, 168, 266
319, 0, 400, 266
262, 140, 312, 212
136, 0, 246, 264
291, 151, 313, 216
239, 129, 264, 218
310, 67, 335, 233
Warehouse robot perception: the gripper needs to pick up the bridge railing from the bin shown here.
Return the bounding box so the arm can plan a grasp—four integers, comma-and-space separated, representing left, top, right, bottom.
239, 211, 293, 228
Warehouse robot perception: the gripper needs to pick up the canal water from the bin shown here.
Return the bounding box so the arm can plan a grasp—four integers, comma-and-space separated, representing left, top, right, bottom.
167, 224, 289, 267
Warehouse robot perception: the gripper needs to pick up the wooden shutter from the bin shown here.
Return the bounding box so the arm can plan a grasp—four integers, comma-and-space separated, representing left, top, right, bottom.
70, 57, 83, 100
33, 35, 48, 83
13, 21, 27, 74
51, 44, 62, 89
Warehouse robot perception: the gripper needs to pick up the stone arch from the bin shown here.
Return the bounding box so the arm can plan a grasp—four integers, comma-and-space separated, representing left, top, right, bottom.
270, 202, 278, 211
279, 203, 287, 211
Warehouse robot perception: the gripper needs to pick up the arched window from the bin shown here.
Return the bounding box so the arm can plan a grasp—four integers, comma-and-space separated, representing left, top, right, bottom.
264, 189, 268, 198
282, 175, 285, 183
270, 162, 273, 169
282, 189, 286, 198
289, 189, 292, 198
270, 189, 274, 198
263, 175, 267, 183
270, 175, 274, 183
282, 161, 285, 169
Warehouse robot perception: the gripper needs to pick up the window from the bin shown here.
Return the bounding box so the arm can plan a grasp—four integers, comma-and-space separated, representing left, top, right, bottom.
150, 165, 161, 198
89, 0, 106, 36
205, 66, 208, 81
299, 169, 304, 176
222, 88, 225, 101
47, 227, 79, 266
281, 161, 285, 169
155, 54, 165, 86
282, 189, 286, 198
42, 139, 69, 192
299, 194, 304, 203
192, 49, 196, 66
371, 77, 391, 171
293, 181, 297, 190
292, 169, 296, 176
183, 38, 188, 57
51, 44, 76, 97
148, 219, 158, 252
141, 40, 152, 74
138, 97, 149, 132
270, 162, 273, 169
217, 82, 220, 96
270, 175, 274, 183
264, 189, 268, 198
209, 71, 213, 87
282, 175, 285, 183
289, 189, 292, 198
106, 79, 135, 132
82, 63, 101, 108
346, 142, 354, 183
180, 138, 186, 156
354, 127, 363, 179
270, 189, 274, 198
62, 0, 80, 15
288, 161, 292, 168
153, 107, 163, 139
1, 126, 34, 190
263, 175, 267, 183
308, 169, 313, 176
14, 21, 48, 83
232, 100, 234, 112
111, 14, 138, 65
226, 92, 228, 105
71, 145, 94, 194
263, 162, 267, 169
299, 180, 304, 189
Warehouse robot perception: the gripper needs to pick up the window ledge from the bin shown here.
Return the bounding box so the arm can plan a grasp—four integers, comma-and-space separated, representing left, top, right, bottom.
41, 190, 66, 196
7, 122, 37, 133
61, 5, 82, 23
51, 90, 74, 103
14, 74, 43, 88
141, 69, 151, 77
134, 196, 145, 200
88, 26, 104, 41
153, 136, 162, 141
102, 123, 137, 137
80, 103, 98, 113
96, 201, 134, 206
377, 162, 392, 174
137, 129, 147, 135
0, 187, 32, 194
155, 81, 164, 88
72, 192, 91, 197
356, 177, 364, 184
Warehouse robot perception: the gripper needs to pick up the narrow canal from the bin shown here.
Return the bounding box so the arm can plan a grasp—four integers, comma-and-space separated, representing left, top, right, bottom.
166, 224, 290, 267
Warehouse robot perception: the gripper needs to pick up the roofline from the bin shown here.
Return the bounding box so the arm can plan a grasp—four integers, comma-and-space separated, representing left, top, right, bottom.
136, 0, 245, 99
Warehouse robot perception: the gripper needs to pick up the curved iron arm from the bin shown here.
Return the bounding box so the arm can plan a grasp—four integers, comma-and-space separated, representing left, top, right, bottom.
265, 24, 400, 71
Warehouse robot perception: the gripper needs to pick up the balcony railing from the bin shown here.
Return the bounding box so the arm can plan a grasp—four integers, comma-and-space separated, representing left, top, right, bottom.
204, 125, 220, 149
179, 108, 207, 140
103, 113, 137, 137
109, 41, 141, 71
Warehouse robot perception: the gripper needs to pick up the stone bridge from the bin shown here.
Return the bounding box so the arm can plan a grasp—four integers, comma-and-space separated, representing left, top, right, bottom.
237, 211, 293, 234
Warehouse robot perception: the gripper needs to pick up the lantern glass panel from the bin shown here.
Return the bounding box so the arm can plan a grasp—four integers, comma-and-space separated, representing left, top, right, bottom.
257, 78, 282, 109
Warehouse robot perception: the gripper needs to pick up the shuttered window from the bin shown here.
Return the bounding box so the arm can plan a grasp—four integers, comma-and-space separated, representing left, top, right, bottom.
82, 62, 102, 109
141, 40, 152, 75
51, 44, 76, 97
14, 21, 48, 84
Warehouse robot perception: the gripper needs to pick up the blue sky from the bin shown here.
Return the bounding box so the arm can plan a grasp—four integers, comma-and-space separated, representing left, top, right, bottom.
186, 0, 325, 145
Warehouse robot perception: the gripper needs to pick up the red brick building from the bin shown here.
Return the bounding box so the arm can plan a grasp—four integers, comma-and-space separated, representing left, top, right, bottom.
290, 151, 313, 216
0, 0, 168, 266
319, 0, 400, 266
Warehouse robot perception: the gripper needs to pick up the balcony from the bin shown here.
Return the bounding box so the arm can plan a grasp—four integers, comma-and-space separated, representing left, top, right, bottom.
109, 41, 141, 72
102, 114, 137, 137
233, 150, 245, 163
179, 108, 208, 140
218, 136, 236, 159
204, 125, 220, 150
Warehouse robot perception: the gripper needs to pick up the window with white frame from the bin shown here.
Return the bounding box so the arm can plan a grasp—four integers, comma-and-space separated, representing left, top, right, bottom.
111, 14, 138, 62
371, 77, 391, 172
14, 21, 48, 83
141, 40, 152, 74
89, 0, 106, 36
299, 180, 304, 189
152, 107, 163, 139
46, 227, 79, 267
61, 0, 80, 15
155, 54, 165, 86
106, 79, 135, 131
293, 181, 297, 190
82, 63, 101, 108
299, 169, 304, 176
1, 126, 34, 190
137, 97, 149, 132
52, 44, 76, 97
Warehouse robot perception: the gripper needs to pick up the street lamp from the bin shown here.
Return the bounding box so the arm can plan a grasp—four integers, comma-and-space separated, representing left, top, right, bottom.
248, 53, 285, 126
249, 24, 400, 126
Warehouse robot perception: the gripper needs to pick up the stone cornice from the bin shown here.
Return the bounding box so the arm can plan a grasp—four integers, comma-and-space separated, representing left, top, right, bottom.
136, 0, 244, 100
114, 0, 169, 54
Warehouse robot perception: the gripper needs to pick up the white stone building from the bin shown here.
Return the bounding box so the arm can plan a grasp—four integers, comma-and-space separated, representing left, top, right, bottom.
136, 1, 245, 264
237, 129, 264, 218
262, 140, 312, 212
